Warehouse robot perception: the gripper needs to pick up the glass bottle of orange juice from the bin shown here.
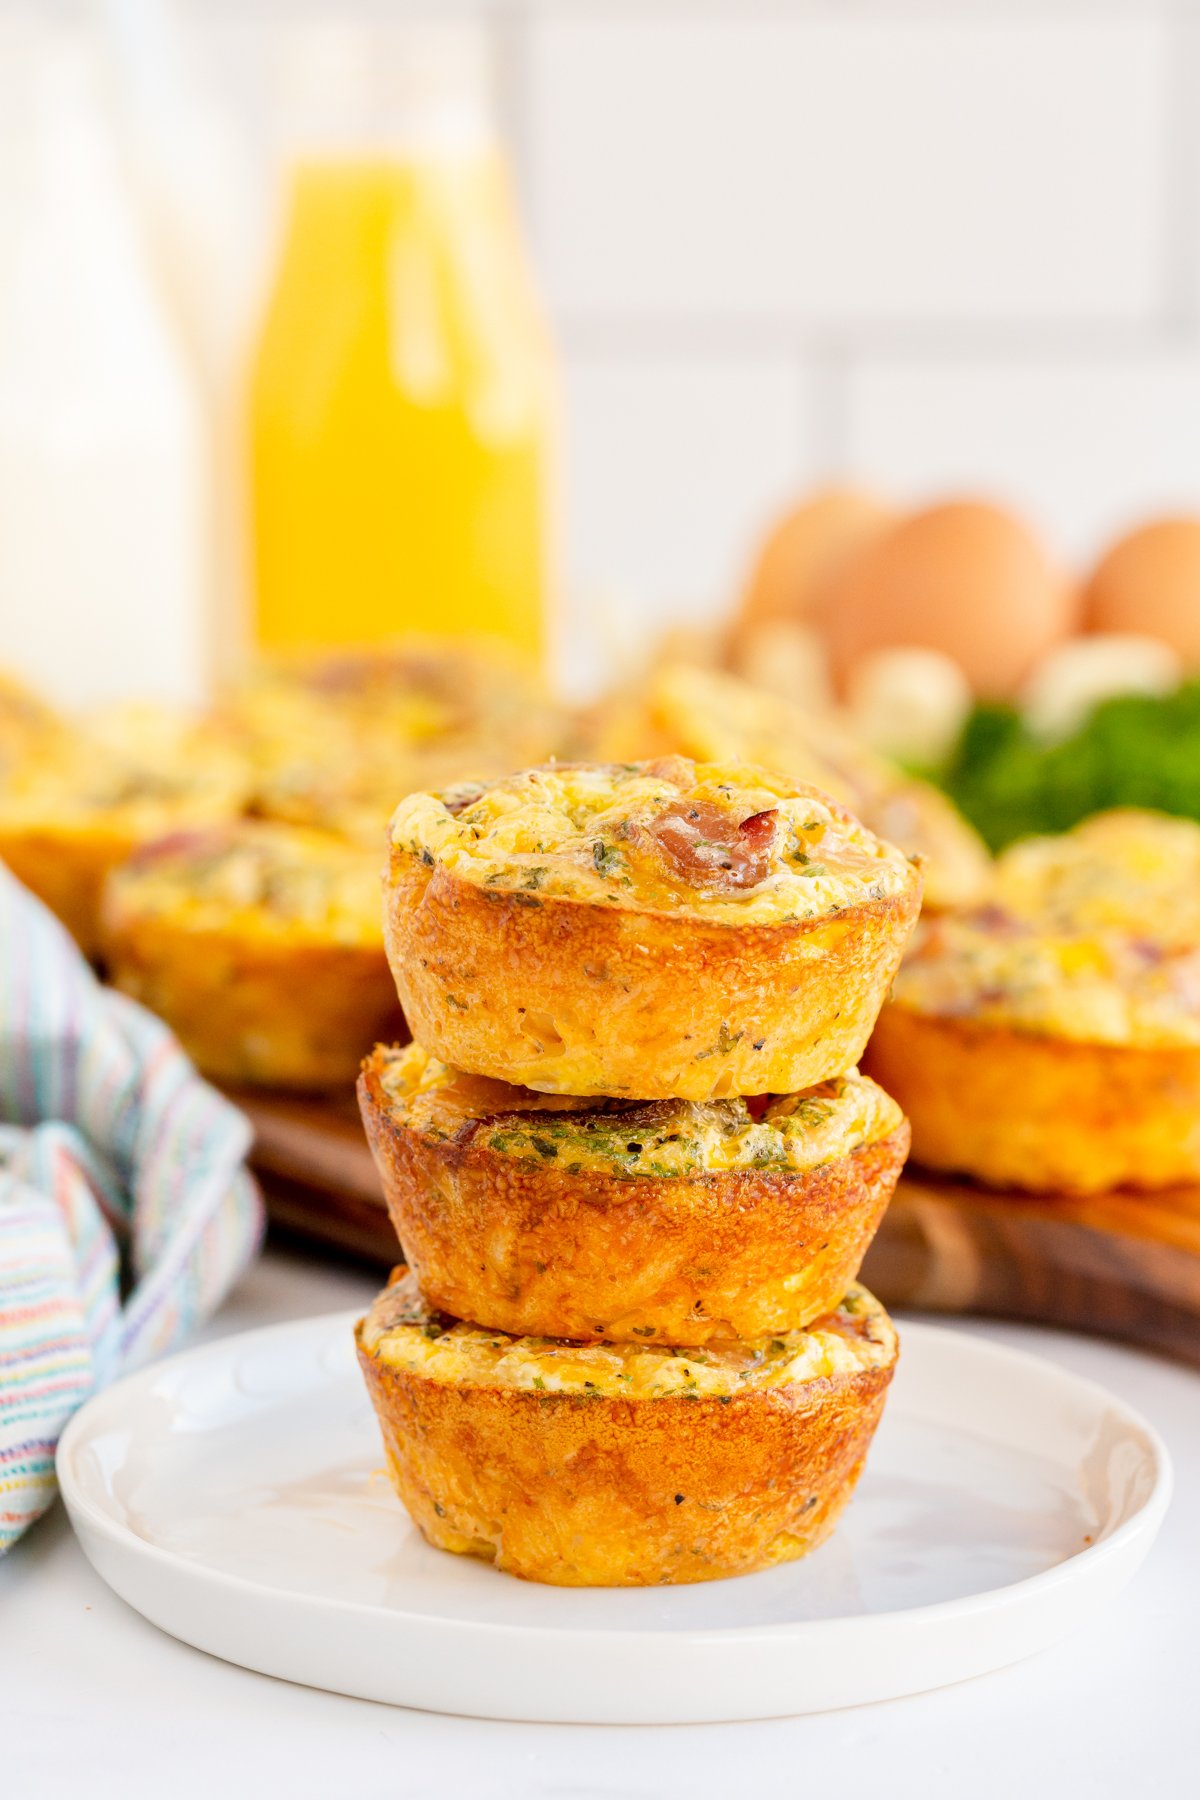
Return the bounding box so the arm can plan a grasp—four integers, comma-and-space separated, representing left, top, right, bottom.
250, 26, 554, 667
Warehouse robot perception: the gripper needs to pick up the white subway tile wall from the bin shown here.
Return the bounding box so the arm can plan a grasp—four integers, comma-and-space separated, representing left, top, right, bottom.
846, 355, 1200, 565
561, 352, 812, 683
171, 3, 1200, 652
526, 18, 1167, 326
499, 5, 1198, 645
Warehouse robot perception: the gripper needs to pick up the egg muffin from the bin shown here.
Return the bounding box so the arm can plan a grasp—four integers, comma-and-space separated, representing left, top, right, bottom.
356, 1268, 897, 1587
226, 637, 566, 848
588, 663, 990, 911
102, 821, 404, 1090
359, 1042, 909, 1344
866, 809, 1200, 1194
0, 671, 64, 776
385, 757, 921, 1101
0, 706, 247, 957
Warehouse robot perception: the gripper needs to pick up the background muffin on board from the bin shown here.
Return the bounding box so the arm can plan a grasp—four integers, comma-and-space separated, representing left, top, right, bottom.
0, 703, 247, 957
225, 636, 567, 848
104, 820, 404, 1091
867, 809, 1200, 1194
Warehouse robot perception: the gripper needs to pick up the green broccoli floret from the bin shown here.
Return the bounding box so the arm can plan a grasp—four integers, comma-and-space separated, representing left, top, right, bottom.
930, 682, 1200, 852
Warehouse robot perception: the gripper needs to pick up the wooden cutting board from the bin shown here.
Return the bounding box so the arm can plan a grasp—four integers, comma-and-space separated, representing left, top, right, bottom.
862, 1168, 1200, 1366
234, 1088, 1200, 1367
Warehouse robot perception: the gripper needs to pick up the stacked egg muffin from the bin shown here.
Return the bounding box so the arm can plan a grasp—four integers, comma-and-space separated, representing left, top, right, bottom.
356, 757, 922, 1586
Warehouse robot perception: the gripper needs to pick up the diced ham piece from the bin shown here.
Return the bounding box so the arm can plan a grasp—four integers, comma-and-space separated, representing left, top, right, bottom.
645, 800, 778, 893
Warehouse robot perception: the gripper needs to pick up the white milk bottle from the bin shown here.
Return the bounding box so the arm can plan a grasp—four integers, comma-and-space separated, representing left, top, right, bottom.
0, 23, 207, 708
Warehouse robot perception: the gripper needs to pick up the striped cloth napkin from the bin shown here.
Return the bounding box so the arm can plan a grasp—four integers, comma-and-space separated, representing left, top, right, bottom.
0, 867, 263, 1552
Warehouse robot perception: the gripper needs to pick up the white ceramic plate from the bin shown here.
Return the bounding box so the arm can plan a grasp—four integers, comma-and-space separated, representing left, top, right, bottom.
57, 1312, 1170, 1724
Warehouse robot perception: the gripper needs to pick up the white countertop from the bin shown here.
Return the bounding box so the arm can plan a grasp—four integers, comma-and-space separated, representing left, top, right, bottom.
4, 1245, 1194, 1800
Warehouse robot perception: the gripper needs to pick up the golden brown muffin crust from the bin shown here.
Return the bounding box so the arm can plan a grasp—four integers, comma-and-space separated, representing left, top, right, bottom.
359, 1042, 909, 1342
867, 1005, 1200, 1195
356, 1272, 897, 1586
385, 758, 921, 1099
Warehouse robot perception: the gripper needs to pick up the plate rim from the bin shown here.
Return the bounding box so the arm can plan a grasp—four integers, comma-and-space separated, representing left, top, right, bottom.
56, 1308, 1174, 1645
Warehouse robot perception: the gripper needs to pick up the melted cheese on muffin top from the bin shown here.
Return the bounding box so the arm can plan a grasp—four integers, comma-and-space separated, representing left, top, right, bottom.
994, 809, 1200, 946
893, 809, 1200, 1046
374, 1041, 902, 1179
390, 757, 915, 927
110, 822, 384, 946
362, 1270, 896, 1397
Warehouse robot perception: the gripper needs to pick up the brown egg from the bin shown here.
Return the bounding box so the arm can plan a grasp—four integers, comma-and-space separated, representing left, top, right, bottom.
1081, 517, 1200, 666
732, 487, 894, 644
823, 498, 1075, 700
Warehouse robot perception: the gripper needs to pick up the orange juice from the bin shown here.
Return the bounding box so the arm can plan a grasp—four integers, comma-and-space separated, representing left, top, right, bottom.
250, 140, 553, 665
